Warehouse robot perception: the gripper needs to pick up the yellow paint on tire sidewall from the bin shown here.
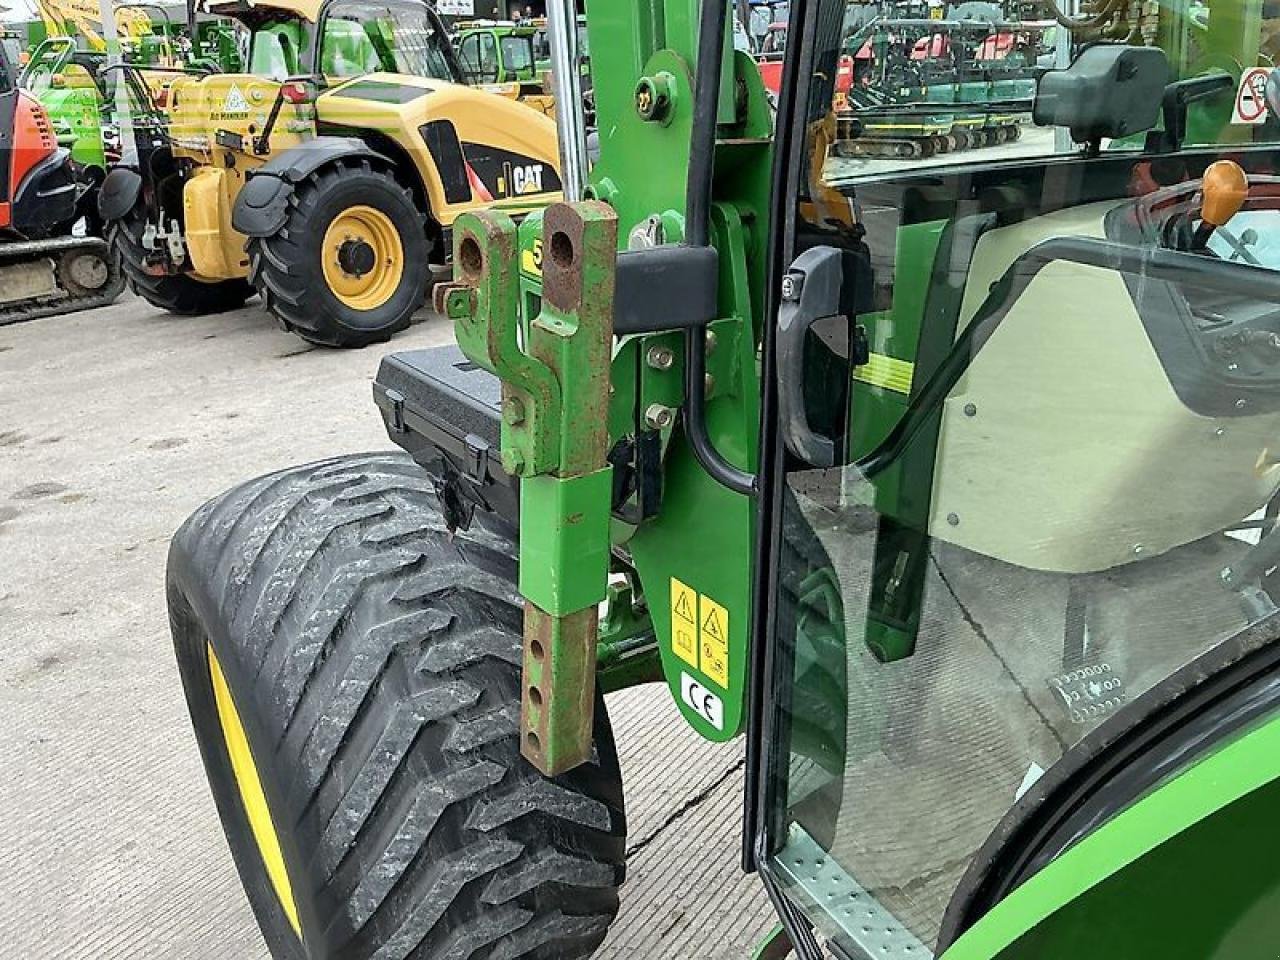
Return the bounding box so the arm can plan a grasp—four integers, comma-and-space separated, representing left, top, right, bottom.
209, 645, 302, 938
320, 205, 405, 311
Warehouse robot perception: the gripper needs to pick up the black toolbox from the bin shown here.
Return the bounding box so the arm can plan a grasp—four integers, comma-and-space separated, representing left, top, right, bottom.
373, 345, 518, 524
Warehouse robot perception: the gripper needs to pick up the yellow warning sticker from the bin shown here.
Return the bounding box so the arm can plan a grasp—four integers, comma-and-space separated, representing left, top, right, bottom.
699, 595, 730, 688
520, 237, 543, 278
670, 577, 699, 668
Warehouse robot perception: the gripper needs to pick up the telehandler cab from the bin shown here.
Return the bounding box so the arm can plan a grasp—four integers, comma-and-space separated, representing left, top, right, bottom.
100, 0, 563, 347
166, 0, 1280, 957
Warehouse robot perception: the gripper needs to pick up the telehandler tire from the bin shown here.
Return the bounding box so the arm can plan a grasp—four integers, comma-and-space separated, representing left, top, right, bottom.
248, 161, 430, 349
110, 212, 254, 316
167, 452, 626, 960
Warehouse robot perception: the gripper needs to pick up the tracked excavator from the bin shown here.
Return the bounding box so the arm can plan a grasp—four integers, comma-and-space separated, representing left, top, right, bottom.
0, 39, 123, 326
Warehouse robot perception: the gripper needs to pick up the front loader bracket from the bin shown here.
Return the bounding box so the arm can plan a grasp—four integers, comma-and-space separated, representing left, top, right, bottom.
440, 202, 619, 775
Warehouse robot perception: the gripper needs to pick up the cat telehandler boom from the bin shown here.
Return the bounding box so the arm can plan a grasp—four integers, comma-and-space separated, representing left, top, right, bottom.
165, 0, 1280, 957
100, 0, 563, 347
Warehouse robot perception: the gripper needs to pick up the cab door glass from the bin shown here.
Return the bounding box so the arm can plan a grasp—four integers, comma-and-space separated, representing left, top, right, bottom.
477, 32, 500, 83
761, 1, 1280, 956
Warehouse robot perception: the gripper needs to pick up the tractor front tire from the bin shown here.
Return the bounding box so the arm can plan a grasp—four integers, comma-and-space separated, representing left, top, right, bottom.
167, 452, 626, 960
248, 161, 430, 349
110, 212, 253, 316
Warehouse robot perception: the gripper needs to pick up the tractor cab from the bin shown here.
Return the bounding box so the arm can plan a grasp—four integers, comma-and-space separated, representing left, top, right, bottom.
454, 21, 541, 85
205, 0, 462, 84
756, 4, 1280, 958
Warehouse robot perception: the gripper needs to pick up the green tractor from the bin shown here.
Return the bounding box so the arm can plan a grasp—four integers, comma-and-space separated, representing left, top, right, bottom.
163, 0, 1280, 957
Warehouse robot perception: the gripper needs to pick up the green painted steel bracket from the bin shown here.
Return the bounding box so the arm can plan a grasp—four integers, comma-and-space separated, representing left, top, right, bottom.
442, 202, 619, 776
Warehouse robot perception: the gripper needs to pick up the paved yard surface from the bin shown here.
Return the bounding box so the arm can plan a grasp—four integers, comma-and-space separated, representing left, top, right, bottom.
0, 294, 774, 959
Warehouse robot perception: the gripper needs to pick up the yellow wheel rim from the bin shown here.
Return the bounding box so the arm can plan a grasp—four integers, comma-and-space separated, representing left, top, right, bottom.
320, 205, 405, 311
209, 645, 302, 938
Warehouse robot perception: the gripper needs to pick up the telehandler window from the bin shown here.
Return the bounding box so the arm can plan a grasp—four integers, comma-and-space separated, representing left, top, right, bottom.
320, 0, 455, 81
759, 1, 1280, 956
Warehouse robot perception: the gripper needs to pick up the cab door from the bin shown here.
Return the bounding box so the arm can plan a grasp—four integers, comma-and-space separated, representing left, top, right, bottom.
751, 1, 1280, 957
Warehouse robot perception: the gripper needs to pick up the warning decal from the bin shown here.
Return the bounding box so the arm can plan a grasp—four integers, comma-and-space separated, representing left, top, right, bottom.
669, 578, 731, 691
224, 84, 250, 114
670, 578, 699, 668
699, 596, 730, 688
1233, 67, 1271, 125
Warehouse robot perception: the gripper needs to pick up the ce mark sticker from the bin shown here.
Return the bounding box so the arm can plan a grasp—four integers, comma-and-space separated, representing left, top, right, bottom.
681, 672, 725, 731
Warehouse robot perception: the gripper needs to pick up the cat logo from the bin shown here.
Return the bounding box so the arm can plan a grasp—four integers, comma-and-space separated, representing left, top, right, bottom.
511, 163, 545, 195
223, 84, 250, 114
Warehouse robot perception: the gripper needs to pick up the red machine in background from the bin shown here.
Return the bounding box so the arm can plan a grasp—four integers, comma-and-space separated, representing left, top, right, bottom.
0, 41, 122, 325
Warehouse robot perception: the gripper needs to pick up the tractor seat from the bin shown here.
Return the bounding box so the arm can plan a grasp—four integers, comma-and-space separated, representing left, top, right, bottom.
373, 345, 517, 521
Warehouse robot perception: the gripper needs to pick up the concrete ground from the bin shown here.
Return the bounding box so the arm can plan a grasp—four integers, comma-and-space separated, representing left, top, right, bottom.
0, 294, 775, 959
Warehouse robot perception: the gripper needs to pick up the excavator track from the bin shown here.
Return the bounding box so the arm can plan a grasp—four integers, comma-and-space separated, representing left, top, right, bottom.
0, 236, 125, 327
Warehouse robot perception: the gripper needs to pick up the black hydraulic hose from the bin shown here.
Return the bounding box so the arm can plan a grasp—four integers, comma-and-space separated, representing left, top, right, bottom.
683, 0, 758, 497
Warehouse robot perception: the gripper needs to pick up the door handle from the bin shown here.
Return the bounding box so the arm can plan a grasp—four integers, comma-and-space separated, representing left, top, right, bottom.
776, 245, 849, 468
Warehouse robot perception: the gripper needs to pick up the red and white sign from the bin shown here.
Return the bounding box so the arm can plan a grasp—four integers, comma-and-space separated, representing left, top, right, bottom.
1233, 67, 1271, 125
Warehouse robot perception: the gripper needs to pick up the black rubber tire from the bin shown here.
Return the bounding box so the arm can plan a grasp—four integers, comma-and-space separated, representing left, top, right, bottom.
109, 210, 253, 316
167, 452, 626, 960
247, 160, 430, 349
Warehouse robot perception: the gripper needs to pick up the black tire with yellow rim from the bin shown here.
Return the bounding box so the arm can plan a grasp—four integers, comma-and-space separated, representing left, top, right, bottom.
167, 452, 627, 960
248, 161, 431, 349
110, 211, 254, 316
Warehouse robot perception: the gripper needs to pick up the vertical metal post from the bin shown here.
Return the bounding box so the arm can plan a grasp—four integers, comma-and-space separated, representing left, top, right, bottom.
545, 0, 589, 200
100, 0, 139, 167
1053, 1, 1075, 153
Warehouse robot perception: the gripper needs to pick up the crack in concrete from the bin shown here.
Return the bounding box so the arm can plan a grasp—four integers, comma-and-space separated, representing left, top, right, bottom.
625, 757, 747, 859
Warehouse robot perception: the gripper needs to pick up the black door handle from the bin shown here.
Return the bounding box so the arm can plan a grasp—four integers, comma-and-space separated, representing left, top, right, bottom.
776, 245, 847, 468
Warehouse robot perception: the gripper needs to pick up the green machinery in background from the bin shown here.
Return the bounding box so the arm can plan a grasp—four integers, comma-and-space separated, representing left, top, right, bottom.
17, 4, 241, 227
164, 0, 1280, 957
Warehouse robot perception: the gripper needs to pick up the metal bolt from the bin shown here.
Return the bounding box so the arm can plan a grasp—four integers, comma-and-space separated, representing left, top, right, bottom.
946, 512, 960, 527
646, 345, 675, 371
1214, 427, 1227, 439
1236, 398, 1247, 410
1133, 544, 1144, 556
503, 397, 526, 426
644, 403, 675, 430
963, 403, 977, 417
705, 330, 718, 354
781, 273, 803, 301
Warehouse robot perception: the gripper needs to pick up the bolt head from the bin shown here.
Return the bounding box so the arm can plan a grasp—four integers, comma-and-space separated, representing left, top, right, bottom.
781, 273, 803, 301
644, 403, 674, 430
646, 345, 675, 371
946, 512, 960, 527
503, 397, 526, 426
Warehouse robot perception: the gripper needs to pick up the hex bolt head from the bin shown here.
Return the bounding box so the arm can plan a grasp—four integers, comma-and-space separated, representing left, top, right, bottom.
781, 273, 803, 301
503, 397, 526, 426
705, 330, 718, 354
646, 345, 675, 371
644, 403, 675, 430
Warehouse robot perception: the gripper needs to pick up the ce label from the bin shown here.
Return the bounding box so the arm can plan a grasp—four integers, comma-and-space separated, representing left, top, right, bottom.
681, 672, 724, 731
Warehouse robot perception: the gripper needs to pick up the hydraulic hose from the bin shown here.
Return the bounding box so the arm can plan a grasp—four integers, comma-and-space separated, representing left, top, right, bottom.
683, 0, 758, 497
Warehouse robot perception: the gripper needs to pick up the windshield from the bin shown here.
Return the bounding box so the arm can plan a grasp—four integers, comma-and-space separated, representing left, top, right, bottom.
319, 0, 455, 80
761, 1, 1280, 956
500, 34, 535, 76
